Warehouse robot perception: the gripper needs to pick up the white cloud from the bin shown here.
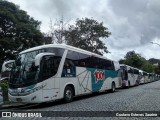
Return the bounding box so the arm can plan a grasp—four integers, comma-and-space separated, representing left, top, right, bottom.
7, 0, 160, 61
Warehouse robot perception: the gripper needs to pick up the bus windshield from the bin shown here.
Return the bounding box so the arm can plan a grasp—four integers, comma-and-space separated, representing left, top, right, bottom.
9, 48, 65, 88
10, 51, 41, 88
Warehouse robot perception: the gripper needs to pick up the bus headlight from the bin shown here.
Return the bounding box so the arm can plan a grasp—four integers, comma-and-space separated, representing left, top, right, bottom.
9, 84, 46, 96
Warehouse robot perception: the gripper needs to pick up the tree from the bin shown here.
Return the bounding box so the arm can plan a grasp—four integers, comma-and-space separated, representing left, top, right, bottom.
148, 58, 160, 74
123, 51, 145, 69
47, 17, 69, 44
148, 58, 160, 64
0, 0, 44, 68
120, 51, 155, 73
64, 18, 111, 55
142, 62, 155, 73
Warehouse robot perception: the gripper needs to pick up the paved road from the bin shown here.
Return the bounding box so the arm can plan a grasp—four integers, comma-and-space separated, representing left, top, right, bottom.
1, 80, 160, 120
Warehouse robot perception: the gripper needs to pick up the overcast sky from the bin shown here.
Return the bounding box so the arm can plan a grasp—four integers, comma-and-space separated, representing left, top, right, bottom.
8, 0, 160, 61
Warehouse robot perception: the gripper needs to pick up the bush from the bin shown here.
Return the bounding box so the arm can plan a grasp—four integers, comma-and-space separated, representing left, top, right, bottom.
0, 81, 9, 102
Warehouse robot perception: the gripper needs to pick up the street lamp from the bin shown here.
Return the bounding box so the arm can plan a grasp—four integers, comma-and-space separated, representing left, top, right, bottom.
150, 42, 160, 47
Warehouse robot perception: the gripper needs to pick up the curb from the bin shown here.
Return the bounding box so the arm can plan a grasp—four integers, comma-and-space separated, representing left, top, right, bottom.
0, 103, 26, 109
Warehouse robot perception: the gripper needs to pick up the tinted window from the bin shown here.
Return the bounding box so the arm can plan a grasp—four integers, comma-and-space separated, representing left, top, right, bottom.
143, 72, 148, 76
62, 59, 76, 77
88, 56, 99, 68
41, 55, 61, 80
98, 57, 115, 70
120, 66, 125, 69
134, 69, 139, 74
64, 50, 115, 70
78, 53, 90, 67
128, 68, 133, 73
66, 50, 79, 66
62, 51, 78, 77
105, 60, 115, 70
9, 49, 45, 88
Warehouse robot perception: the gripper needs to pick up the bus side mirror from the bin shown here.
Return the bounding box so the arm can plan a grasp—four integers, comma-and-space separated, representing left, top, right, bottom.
35, 53, 55, 66
2, 60, 15, 72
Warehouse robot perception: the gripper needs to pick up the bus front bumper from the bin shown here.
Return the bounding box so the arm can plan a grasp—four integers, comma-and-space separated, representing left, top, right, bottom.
8, 90, 43, 103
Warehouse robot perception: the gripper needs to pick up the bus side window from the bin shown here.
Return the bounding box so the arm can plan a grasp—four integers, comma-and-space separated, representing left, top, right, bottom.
62, 60, 76, 77
62, 50, 78, 77
128, 68, 133, 74
96, 57, 115, 70
104, 60, 115, 70
78, 53, 90, 68
93, 57, 99, 69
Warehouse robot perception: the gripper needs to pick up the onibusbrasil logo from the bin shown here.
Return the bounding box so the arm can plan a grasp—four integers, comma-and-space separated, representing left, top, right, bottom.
1, 112, 42, 118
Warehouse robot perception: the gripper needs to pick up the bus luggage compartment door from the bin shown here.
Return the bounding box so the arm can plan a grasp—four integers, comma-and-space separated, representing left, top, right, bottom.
42, 77, 60, 102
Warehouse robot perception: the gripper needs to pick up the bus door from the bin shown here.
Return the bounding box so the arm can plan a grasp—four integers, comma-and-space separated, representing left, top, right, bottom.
41, 55, 60, 101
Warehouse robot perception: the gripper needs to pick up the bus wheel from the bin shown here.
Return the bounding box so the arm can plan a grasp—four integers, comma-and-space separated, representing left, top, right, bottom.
64, 86, 73, 103
111, 82, 116, 92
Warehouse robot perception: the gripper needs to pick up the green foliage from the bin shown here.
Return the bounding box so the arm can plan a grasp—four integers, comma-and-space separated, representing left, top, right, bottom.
148, 58, 160, 74
0, 0, 44, 68
119, 59, 125, 64
0, 82, 8, 89
0, 81, 8, 102
148, 58, 160, 64
123, 51, 145, 69
142, 62, 155, 73
64, 18, 111, 55
120, 51, 155, 73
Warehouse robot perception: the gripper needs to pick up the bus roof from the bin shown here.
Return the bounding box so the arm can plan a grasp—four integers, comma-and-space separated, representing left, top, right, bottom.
120, 64, 139, 70
120, 64, 150, 73
120, 64, 134, 68
20, 44, 114, 62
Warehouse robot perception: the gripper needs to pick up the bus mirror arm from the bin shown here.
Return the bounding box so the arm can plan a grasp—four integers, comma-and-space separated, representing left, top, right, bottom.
34, 53, 55, 66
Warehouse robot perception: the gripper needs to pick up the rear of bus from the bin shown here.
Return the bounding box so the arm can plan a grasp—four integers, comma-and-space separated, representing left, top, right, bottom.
139, 70, 144, 84
120, 64, 129, 88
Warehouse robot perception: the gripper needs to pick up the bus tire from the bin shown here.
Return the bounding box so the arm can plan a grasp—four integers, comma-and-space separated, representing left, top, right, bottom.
111, 82, 116, 92
63, 86, 73, 103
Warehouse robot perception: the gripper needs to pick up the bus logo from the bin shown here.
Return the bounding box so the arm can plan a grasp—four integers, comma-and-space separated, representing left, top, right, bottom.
2, 112, 11, 117
94, 70, 105, 82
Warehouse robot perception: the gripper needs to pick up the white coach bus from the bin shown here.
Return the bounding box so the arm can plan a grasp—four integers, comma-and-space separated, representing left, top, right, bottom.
143, 72, 150, 83
8, 44, 122, 103
120, 64, 140, 88
149, 73, 154, 82
139, 70, 144, 84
